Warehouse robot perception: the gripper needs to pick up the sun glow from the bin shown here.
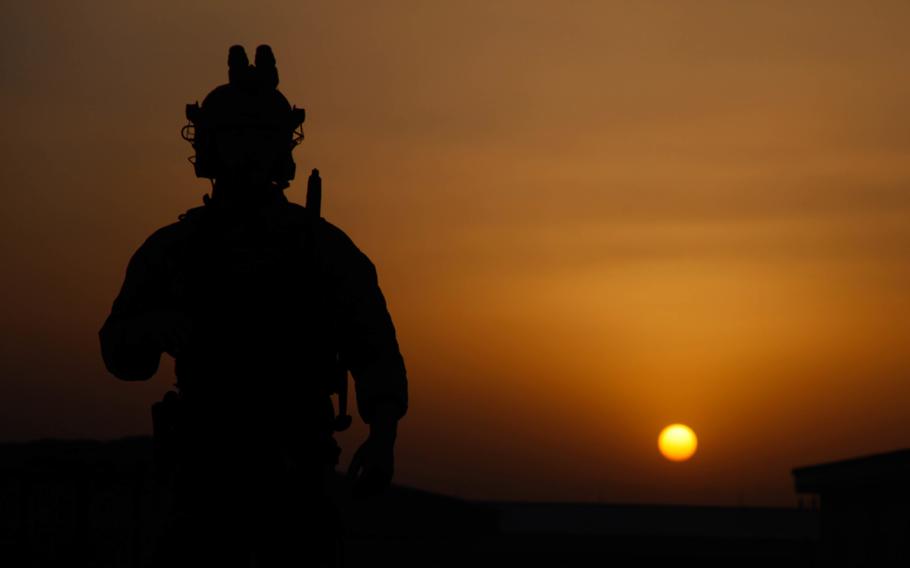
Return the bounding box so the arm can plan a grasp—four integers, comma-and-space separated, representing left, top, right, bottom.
658, 424, 698, 462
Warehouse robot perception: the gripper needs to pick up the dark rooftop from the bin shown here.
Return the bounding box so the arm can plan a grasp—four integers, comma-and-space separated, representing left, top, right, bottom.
792, 448, 910, 493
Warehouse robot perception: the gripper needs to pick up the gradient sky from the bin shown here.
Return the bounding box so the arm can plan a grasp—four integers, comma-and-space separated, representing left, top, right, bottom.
3, 1, 910, 506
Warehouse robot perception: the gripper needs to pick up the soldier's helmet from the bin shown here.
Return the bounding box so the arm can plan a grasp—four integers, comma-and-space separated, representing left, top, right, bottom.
181, 45, 306, 189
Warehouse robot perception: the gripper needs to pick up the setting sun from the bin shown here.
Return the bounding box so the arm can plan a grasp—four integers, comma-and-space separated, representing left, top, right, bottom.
658, 424, 698, 462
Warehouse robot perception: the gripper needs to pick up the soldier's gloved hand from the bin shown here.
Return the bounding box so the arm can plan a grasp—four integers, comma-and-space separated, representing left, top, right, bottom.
347, 402, 399, 499
135, 309, 193, 357
347, 435, 394, 500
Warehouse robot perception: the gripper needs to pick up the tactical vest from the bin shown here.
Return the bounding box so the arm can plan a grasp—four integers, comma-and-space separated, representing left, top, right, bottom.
157, 201, 350, 436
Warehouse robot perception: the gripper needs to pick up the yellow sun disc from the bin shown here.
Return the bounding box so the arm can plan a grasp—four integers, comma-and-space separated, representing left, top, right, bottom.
658, 424, 697, 462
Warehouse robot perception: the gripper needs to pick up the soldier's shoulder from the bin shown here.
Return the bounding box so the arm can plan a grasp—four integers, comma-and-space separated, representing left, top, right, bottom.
136, 209, 204, 256
271, 199, 360, 251
314, 217, 365, 255
312, 218, 380, 281
147, 220, 195, 248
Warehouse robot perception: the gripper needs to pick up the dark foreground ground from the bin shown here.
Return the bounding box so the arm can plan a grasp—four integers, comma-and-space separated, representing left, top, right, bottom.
1, 437, 819, 567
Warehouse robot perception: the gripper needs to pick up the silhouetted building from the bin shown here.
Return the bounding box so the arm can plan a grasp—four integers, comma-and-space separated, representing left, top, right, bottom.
793, 448, 910, 566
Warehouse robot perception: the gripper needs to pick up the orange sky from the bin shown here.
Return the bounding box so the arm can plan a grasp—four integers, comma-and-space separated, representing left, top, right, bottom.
3, 1, 910, 506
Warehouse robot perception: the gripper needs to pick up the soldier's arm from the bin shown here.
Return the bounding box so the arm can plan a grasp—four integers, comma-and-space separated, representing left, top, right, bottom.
99, 239, 170, 381
320, 222, 408, 427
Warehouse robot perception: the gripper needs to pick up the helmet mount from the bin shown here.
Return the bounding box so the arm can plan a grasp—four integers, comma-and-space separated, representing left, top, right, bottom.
181, 45, 306, 190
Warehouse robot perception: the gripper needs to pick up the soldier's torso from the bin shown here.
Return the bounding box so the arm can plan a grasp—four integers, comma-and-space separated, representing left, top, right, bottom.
159, 202, 336, 426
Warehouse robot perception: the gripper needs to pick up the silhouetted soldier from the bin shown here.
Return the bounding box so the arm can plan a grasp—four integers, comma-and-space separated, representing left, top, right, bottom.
99, 45, 408, 567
